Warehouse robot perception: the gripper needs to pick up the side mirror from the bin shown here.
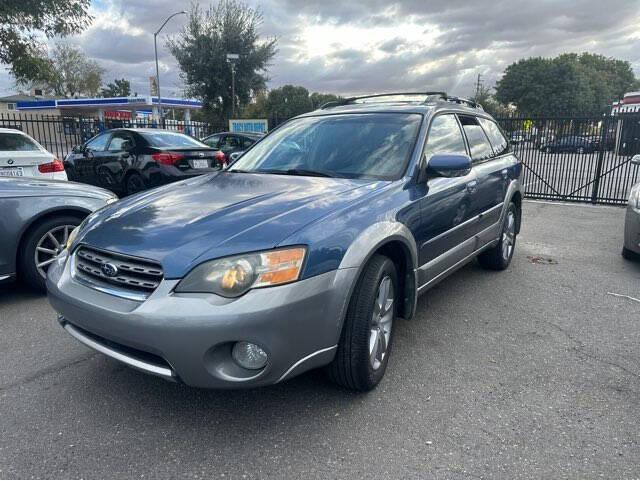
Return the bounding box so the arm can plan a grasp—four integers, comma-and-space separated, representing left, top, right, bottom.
425, 153, 472, 179
631, 154, 640, 166
72, 145, 83, 154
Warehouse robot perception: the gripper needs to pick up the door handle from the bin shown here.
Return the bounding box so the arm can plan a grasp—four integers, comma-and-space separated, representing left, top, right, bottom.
466, 180, 478, 193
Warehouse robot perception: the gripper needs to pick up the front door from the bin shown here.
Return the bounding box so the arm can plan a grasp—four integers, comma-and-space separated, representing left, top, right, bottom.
73, 132, 111, 186
415, 113, 478, 288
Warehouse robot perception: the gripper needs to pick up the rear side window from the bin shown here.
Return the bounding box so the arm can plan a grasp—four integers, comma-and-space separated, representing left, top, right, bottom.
478, 118, 509, 156
459, 116, 494, 162
0, 133, 40, 151
424, 114, 467, 161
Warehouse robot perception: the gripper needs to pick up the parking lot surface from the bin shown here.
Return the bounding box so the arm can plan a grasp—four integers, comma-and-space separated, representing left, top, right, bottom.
1, 201, 639, 479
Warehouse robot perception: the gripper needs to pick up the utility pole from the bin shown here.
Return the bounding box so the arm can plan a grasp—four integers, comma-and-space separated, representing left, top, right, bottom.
226, 53, 239, 119
474, 73, 483, 100
154, 10, 187, 127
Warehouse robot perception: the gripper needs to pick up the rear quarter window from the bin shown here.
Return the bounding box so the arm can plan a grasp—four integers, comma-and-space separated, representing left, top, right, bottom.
459, 116, 494, 162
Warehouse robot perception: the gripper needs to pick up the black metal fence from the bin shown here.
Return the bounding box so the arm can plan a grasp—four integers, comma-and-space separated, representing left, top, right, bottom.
495, 113, 640, 205
2, 111, 639, 205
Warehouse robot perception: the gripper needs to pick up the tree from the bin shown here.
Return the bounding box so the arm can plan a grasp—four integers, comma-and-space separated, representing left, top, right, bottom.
102, 78, 132, 97
242, 86, 342, 123
495, 53, 639, 116
47, 44, 104, 98
1, 0, 92, 83
471, 84, 510, 118
310, 92, 342, 109
169, 0, 277, 122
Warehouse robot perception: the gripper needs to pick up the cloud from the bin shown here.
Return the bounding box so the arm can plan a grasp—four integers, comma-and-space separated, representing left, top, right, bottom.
1, 0, 639, 99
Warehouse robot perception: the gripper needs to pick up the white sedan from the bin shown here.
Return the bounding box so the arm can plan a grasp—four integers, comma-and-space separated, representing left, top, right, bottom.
0, 128, 67, 180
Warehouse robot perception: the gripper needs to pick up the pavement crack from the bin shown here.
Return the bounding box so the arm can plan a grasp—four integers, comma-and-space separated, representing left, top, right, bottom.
0, 352, 97, 392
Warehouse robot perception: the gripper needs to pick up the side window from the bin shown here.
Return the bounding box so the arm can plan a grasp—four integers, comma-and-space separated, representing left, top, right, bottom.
204, 134, 221, 148
424, 114, 467, 162
242, 137, 256, 149
478, 118, 509, 157
85, 133, 110, 152
459, 116, 494, 162
107, 132, 135, 151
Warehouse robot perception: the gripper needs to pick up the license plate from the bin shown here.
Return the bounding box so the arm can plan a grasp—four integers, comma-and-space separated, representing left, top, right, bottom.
0, 167, 24, 177
192, 159, 209, 169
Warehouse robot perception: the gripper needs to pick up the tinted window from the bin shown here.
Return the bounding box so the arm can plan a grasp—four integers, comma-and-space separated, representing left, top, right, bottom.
232, 113, 422, 180
107, 132, 135, 151
459, 116, 494, 162
220, 135, 241, 151
203, 134, 221, 148
85, 133, 110, 152
424, 114, 467, 162
142, 132, 207, 148
478, 118, 509, 156
0, 133, 39, 151
242, 137, 256, 148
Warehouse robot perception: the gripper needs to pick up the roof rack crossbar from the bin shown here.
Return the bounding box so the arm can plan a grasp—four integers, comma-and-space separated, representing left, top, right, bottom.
319, 92, 448, 109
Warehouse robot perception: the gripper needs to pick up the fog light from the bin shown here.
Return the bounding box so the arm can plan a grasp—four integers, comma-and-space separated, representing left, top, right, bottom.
232, 342, 268, 370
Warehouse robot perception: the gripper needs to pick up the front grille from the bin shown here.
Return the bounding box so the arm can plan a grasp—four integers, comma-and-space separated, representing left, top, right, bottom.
73, 246, 164, 299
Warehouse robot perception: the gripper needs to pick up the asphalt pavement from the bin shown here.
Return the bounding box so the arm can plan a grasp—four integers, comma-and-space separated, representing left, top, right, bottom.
1, 201, 639, 479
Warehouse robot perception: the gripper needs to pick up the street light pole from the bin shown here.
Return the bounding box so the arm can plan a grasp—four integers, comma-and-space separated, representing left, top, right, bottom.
226, 53, 239, 120
154, 10, 187, 127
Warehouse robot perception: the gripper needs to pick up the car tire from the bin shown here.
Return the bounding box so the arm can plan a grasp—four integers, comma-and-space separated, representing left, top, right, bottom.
327, 254, 398, 391
19, 214, 83, 291
478, 202, 517, 271
125, 172, 146, 196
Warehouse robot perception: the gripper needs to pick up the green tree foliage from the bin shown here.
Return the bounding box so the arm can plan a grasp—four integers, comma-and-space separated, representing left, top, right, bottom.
243, 86, 342, 121
101, 78, 132, 97
1, 0, 92, 83
169, 0, 277, 122
47, 43, 104, 98
471, 84, 511, 118
495, 53, 639, 115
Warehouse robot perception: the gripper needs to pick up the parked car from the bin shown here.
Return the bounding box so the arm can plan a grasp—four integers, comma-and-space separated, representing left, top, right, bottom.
0, 177, 117, 290
622, 155, 640, 261
64, 128, 221, 196
201, 131, 263, 163
47, 92, 522, 391
509, 131, 525, 144
540, 136, 595, 154
0, 128, 67, 180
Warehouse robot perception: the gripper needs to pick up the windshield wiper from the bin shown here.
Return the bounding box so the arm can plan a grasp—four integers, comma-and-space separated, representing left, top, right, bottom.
256, 168, 335, 178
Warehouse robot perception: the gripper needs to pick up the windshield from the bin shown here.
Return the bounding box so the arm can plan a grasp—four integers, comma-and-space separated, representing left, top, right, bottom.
230, 113, 422, 180
142, 131, 208, 148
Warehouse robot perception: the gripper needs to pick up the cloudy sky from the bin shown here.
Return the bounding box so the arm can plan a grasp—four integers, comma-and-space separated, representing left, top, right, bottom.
2, 0, 640, 99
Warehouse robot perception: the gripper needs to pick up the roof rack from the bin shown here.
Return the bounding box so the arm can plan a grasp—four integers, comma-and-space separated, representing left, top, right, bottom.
319, 92, 482, 110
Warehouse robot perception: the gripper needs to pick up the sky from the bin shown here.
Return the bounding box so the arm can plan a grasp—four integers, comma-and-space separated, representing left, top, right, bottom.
2, 0, 640, 99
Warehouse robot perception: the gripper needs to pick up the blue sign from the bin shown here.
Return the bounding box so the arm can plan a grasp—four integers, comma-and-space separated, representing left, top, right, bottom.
229, 119, 268, 134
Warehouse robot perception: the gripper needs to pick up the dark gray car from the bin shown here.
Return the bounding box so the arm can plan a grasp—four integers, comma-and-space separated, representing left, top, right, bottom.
0, 177, 117, 290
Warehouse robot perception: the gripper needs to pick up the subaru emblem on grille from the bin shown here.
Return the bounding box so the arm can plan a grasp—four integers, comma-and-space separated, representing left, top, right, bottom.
101, 263, 119, 277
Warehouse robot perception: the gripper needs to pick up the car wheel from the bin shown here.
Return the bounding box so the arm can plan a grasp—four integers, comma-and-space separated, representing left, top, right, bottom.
19, 215, 83, 291
125, 173, 146, 196
478, 202, 517, 271
327, 254, 398, 391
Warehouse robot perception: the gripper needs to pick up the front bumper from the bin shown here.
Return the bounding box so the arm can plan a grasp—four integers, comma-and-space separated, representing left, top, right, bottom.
624, 204, 640, 256
47, 251, 358, 388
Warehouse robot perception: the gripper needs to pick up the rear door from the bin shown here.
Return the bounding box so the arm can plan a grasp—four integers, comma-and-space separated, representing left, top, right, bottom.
0, 131, 53, 178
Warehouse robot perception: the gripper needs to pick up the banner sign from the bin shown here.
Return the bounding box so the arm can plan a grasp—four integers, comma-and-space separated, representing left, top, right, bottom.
229, 119, 268, 134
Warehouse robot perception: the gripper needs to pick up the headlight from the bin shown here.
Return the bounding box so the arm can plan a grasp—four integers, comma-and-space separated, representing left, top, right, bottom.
175, 247, 306, 297
66, 225, 80, 249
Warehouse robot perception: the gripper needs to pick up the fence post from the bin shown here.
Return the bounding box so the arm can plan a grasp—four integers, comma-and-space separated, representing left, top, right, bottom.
590, 115, 609, 204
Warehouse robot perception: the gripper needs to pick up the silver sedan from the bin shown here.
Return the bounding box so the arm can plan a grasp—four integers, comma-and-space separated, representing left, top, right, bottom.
623, 155, 640, 261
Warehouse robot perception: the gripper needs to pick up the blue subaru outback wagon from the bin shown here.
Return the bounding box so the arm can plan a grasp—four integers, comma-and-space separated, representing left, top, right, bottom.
47, 92, 522, 391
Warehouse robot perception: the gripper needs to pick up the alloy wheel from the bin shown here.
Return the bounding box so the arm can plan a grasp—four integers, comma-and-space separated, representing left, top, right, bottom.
34, 224, 76, 279
369, 275, 394, 371
502, 211, 516, 261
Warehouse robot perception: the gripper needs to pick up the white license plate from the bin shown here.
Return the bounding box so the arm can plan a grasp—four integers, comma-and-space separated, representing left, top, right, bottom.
192, 159, 209, 169
0, 167, 24, 177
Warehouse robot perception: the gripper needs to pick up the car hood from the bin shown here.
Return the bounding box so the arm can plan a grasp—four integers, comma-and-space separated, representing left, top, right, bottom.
0, 177, 116, 201
79, 172, 387, 278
